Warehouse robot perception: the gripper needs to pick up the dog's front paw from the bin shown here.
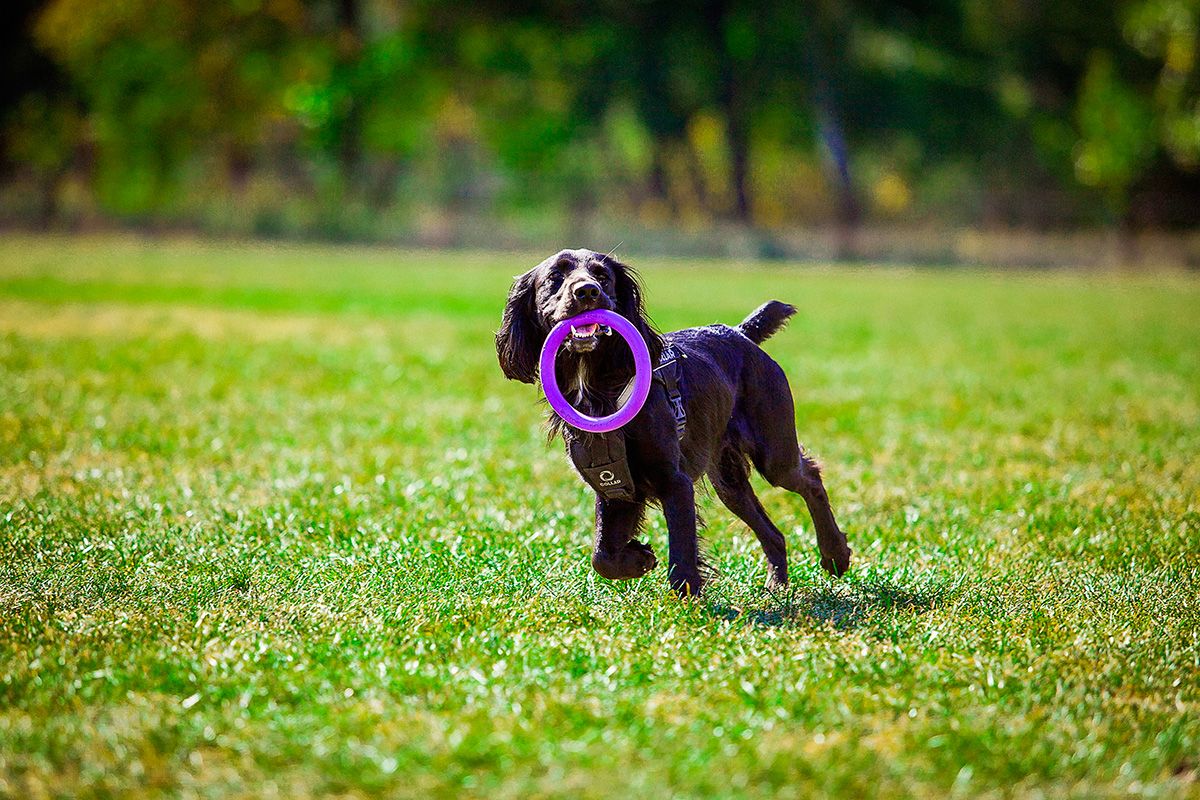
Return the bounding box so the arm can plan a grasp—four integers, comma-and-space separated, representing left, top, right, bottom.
819, 543, 852, 578
592, 540, 658, 581
625, 538, 656, 560
764, 563, 788, 591
623, 539, 658, 576
668, 568, 705, 598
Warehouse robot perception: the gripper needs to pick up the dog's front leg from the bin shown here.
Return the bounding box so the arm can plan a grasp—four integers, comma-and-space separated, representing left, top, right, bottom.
591, 496, 657, 580
660, 472, 704, 596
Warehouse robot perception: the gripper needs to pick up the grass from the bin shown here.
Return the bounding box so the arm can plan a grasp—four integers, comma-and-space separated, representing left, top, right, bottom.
0, 234, 1197, 799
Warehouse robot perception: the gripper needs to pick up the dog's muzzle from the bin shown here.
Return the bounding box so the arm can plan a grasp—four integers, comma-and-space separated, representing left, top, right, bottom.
564, 322, 611, 352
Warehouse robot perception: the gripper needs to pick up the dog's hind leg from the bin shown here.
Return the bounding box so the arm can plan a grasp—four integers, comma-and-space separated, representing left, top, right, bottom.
757, 449, 851, 578
738, 361, 852, 577
709, 448, 789, 588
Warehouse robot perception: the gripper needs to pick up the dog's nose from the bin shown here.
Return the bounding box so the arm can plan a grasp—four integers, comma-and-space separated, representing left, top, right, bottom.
573, 282, 601, 303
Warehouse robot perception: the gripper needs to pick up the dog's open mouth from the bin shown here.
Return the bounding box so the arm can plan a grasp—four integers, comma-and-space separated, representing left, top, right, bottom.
565, 322, 610, 352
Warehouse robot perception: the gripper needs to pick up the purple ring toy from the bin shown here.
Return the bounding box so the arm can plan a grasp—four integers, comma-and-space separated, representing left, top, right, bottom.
539, 308, 652, 433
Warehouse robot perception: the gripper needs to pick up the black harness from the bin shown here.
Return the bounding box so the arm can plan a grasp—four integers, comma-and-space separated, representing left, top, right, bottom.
655, 344, 687, 439
574, 345, 687, 501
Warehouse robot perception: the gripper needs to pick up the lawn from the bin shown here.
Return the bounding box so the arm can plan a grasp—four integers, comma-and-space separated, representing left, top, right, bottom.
1, 235, 1197, 799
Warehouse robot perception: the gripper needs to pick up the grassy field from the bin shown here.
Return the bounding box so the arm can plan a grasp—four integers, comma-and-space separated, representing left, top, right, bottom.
0, 235, 1197, 799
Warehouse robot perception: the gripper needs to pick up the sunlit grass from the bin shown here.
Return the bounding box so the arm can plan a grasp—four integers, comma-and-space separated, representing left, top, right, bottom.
1, 235, 1197, 798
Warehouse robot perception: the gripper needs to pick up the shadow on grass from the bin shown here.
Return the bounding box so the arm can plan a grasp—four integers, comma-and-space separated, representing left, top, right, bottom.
708, 575, 952, 630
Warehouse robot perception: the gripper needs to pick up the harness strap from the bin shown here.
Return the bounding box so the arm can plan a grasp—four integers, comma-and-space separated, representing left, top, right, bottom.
579, 345, 687, 502
653, 344, 687, 440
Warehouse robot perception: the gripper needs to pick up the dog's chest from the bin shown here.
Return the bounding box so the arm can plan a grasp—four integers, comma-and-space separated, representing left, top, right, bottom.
567, 432, 637, 501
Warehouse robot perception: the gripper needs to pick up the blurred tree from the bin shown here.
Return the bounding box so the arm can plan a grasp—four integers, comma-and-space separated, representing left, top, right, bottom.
2, 0, 1198, 239
1073, 53, 1156, 217
1, 0, 79, 222
34, 0, 308, 213
1126, 0, 1200, 168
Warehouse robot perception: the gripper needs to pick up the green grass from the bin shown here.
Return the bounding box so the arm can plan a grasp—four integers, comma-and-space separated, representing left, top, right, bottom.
1, 235, 1198, 799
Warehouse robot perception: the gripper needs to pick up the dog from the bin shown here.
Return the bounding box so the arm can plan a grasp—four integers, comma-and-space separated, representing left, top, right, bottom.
496, 248, 851, 595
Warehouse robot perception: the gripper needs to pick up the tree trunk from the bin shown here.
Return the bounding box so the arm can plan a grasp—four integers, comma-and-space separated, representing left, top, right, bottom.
802, 6, 860, 259
647, 142, 676, 215
716, 7, 752, 223
725, 86, 752, 222
335, 0, 363, 185
816, 103, 860, 259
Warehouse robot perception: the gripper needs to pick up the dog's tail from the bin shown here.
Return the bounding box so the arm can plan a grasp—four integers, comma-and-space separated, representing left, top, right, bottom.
737, 300, 797, 344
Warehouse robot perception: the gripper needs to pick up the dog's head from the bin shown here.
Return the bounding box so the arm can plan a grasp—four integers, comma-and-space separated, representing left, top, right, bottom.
496, 248, 662, 384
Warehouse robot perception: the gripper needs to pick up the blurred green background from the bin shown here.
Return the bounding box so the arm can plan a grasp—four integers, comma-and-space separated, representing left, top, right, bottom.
2, 0, 1200, 264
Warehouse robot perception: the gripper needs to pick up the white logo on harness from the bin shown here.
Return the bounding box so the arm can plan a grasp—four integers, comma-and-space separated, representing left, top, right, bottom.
598, 470, 619, 485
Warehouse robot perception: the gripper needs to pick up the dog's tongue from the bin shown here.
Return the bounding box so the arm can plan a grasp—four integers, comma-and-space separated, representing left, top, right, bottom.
571, 323, 600, 338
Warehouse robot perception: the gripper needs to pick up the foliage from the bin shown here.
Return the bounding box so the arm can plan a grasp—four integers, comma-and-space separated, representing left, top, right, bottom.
1, 237, 1198, 796
1126, 0, 1200, 166
2, 1, 1200, 233
32, 0, 306, 211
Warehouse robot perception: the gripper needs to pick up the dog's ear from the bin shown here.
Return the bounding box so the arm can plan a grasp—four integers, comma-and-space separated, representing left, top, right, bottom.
495, 269, 544, 384
607, 256, 664, 364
